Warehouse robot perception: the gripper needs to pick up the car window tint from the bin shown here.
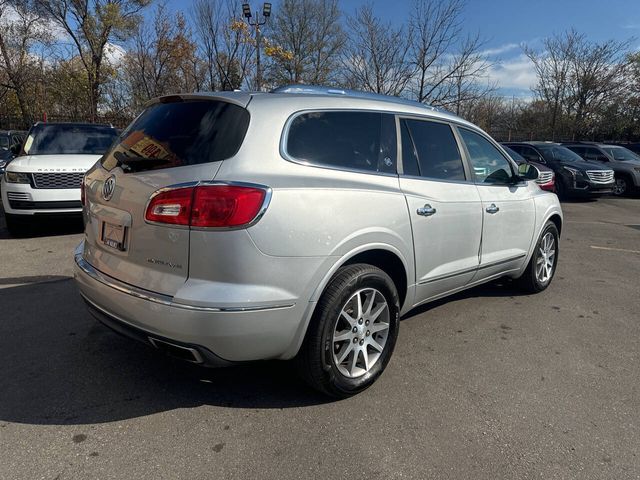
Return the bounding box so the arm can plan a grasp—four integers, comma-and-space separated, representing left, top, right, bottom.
24, 125, 118, 156
402, 119, 465, 181
102, 100, 250, 172
459, 128, 513, 184
287, 111, 396, 174
400, 120, 420, 176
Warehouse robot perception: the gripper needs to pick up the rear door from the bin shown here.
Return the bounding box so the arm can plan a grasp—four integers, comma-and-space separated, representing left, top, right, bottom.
457, 128, 535, 280
82, 97, 250, 296
398, 117, 483, 303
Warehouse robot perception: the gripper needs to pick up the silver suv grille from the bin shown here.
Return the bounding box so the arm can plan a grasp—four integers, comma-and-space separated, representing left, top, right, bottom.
536, 171, 554, 184
586, 170, 614, 184
32, 172, 84, 189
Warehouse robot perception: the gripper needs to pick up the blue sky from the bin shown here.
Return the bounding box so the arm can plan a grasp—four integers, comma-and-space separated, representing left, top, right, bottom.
166, 0, 640, 96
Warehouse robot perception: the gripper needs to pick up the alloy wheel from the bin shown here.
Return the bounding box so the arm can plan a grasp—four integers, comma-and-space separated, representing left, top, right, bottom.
332, 288, 390, 378
613, 178, 627, 196
535, 232, 556, 284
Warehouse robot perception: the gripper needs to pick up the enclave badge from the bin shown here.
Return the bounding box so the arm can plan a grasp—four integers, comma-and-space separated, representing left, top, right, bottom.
103, 175, 116, 201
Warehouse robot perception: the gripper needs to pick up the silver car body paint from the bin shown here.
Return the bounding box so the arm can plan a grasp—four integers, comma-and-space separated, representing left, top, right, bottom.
74, 90, 563, 363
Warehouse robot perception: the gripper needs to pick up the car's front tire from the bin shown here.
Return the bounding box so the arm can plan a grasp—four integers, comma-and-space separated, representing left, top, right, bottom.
612, 175, 629, 196
518, 221, 559, 293
295, 264, 400, 398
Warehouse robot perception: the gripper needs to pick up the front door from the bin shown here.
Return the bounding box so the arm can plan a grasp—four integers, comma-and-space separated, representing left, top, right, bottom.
457, 128, 535, 280
398, 118, 483, 305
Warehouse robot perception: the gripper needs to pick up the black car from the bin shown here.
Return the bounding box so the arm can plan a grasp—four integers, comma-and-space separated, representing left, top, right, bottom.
503, 142, 615, 199
562, 142, 640, 196
0, 130, 27, 174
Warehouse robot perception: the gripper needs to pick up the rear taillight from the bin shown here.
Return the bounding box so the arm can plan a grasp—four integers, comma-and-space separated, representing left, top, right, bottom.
145, 184, 268, 228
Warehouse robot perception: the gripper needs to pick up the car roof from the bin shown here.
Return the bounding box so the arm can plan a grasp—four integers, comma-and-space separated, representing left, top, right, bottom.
31, 122, 115, 128
504, 141, 563, 146
150, 86, 478, 130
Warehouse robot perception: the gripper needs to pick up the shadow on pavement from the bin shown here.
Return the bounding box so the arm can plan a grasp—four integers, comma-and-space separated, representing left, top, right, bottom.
0, 269, 537, 426
0, 207, 84, 240
0, 279, 329, 426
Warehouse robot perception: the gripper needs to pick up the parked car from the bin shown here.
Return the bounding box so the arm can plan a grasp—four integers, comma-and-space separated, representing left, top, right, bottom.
0, 130, 27, 175
610, 142, 640, 155
1, 122, 119, 234
74, 86, 563, 398
503, 142, 615, 199
561, 142, 640, 196
501, 144, 555, 192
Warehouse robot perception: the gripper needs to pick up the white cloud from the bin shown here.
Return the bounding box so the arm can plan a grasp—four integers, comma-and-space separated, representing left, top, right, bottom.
486, 54, 537, 92
479, 43, 520, 57
104, 43, 126, 66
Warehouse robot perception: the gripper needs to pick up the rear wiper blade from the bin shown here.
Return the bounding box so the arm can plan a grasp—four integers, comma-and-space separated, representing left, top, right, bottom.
113, 151, 173, 172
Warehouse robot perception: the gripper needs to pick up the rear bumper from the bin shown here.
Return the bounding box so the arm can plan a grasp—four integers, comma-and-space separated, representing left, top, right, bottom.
74, 243, 310, 363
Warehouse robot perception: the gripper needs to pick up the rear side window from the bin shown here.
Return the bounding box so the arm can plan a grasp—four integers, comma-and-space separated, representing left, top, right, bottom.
401, 119, 465, 181
286, 111, 397, 174
102, 100, 250, 172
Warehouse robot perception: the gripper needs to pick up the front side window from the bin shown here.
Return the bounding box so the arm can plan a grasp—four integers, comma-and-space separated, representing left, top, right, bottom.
286, 111, 397, 174
459, 128, 514, 184
24, 124, 118, 156
401, 119, 465, 181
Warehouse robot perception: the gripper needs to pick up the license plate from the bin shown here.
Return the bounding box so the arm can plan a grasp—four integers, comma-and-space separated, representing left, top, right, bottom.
102, 221, 126, 251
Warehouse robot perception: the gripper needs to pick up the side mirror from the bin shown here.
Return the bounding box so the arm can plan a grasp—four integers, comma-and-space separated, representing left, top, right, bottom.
518, 163, 539, 181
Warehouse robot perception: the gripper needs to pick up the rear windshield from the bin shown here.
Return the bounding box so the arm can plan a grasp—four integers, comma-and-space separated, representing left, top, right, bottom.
24, 124, 118, 155
101, 99, 250, 173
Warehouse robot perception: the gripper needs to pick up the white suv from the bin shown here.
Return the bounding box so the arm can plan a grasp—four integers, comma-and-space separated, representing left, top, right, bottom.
1, 122, 119, 234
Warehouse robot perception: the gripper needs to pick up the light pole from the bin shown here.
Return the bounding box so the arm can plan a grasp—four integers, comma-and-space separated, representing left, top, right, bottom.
242, 2, 271, 91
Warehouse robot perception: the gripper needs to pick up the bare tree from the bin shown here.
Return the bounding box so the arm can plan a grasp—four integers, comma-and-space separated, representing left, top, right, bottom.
342, 4, 413, 96
567, 36, 633, 139
125, 3, 202, 109
524, 30, 579, 140
37, 0, 151, 121
191, 0, 253, 91
265, 0, 345, 86
0, 0, 50, 124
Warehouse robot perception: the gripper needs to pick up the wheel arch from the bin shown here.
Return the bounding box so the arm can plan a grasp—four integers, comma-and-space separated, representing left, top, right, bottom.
283, 245, 412, 360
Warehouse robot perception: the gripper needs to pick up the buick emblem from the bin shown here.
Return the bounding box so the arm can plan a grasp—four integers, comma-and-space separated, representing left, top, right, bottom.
102, 176, 116, 201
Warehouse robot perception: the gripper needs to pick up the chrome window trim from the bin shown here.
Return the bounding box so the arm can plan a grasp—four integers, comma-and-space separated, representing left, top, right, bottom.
143, 180, 273, 231
75, 250, 295, 312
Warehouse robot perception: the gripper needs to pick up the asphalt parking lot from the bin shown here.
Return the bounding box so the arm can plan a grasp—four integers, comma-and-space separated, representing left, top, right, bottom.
0, 197, 639, 480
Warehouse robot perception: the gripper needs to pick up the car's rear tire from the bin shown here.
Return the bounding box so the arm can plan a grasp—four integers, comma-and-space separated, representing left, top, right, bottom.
295, 263, 400, 398
517, 221, 559, 293
4, 213, 30, 237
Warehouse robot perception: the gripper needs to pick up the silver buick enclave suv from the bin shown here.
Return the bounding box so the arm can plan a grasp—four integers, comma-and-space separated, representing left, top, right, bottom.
75, 86, 563, 397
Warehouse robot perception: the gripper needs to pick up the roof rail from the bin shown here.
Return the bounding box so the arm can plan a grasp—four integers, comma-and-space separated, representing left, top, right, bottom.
270, 84, 446, 114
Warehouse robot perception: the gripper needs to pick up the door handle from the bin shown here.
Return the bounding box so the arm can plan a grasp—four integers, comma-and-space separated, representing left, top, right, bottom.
417, 204, 437, 217
486, 203, 500, 214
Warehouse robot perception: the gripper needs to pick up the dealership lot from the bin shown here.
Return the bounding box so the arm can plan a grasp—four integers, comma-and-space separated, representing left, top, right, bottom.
0, 197, 639, 480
